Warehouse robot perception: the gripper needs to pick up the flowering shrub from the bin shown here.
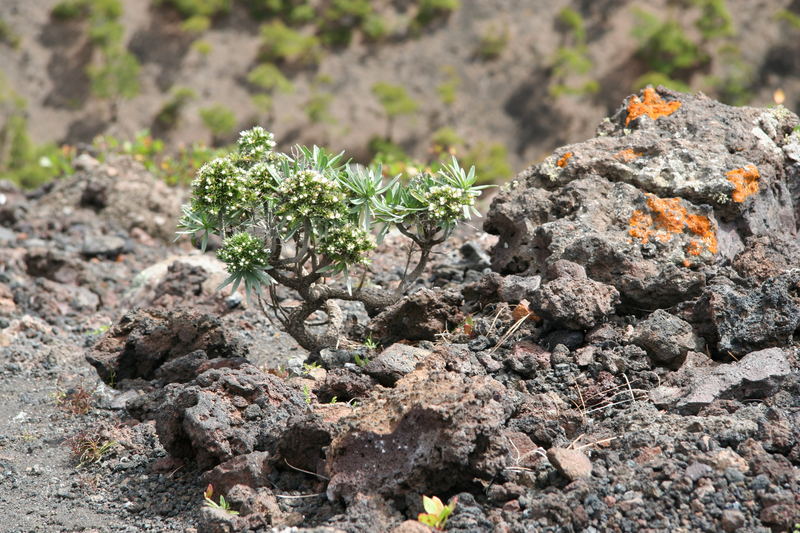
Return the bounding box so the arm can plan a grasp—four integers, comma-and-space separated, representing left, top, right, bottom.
178, 126, 486, 352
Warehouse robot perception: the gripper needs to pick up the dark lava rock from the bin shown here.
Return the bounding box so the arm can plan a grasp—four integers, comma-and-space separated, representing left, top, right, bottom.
651, 348, 793, 414
689, 271, 800, 357
732, 235, 800, 282
632, 309, 704, 368
325, 367, 518, 503
202, 451, 272, 494
368, 288, 463, 343
31, 155, 183, 240
315, 367, 376, 402
532, 275, 620, 330
128, 364, 308, 469
86, 308, 247, 386
485, 88, 800, 312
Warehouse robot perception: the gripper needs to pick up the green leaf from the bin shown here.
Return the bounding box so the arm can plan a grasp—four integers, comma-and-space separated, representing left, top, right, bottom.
423, 495, 443, 515
418, 513, 438, 527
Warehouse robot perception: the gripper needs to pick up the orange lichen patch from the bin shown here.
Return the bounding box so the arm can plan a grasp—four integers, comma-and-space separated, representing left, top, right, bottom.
625, 88, 682, 126
726, 165, 760, 203
614, 148, 644, 162
628, 209, 654, 243
646, 196, 686, 234
557, 152, 573, 168
628, 194, 718, 257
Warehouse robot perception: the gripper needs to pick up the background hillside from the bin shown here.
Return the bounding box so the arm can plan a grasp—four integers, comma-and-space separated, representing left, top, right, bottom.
1, 0, 799, 187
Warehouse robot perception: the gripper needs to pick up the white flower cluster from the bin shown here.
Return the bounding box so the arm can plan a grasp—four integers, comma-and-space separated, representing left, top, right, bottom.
217, 232, 270, 274
423, 184, 475, 222
319, 223, 374, 266
192, 157, 251, 215
247, 162, 275, 196
276, 169, 345, 220
238, 127, 276, 158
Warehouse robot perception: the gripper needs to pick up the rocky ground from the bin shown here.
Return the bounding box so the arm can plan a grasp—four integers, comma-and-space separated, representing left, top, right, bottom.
1, 88, 800, 532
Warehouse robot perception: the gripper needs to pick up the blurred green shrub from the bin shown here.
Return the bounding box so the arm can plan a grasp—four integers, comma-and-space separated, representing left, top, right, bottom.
549, 8, 599, 97
414, 0, 460, 29
304, 92, 335, 124
200, 104, 237, 141
0, 18, 21, 48
247, 63, 294, 92
155, 0, 230, 18
372, 82, 419, 140
259, 20, 321, 64
476, 25, 508, 60
154, 87, 197, 131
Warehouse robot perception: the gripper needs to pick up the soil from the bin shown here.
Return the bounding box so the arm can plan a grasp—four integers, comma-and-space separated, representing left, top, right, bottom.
2, 0, 800, 173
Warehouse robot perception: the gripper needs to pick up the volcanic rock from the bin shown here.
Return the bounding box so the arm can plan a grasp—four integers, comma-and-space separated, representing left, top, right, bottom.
325, 367, 518, 502
632, 309, 704, 368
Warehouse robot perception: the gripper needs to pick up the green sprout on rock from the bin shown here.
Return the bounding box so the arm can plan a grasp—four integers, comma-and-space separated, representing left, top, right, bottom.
417, 495, 457, 530
203, 484, 239, 515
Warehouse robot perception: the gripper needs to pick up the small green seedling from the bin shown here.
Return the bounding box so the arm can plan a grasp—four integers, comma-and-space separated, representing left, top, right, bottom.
85, 324, 110, 336
203, 484, 239, 515
363, 335, 379, 349
417, 495, 457, 530
354, 353, 370, 367
303, 361, 322, 374
303, 384, 312, 404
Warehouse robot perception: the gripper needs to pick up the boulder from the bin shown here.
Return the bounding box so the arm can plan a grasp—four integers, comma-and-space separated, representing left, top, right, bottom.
128, 364, 308, 469
650, 348, 793, 414
485, 88, 800, 312
368, 288, 463, 343
325, 368, 518, 503
86, 308, 247, 386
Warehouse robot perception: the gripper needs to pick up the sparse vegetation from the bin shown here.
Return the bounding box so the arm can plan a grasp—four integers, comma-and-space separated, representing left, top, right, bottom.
414, 0, 460, 29
693, 0, 734, 40
550, 7, 599, 97
0, 76, 74, 189
154, 87, 197, 131
476, 24, 508, 60
371, 82, 419, 141
93, 129, 226, 186
51, 0, 141, 107
88, 50, 141, 101
192, 39, 213, 55
631, 2, 753, 103
66, 428, 118, 467
55, 385, 94, 415
436, 66, 460, 107
462, 142, 512, 185
200, 104, 237, 142
633, 8, 707, 77
178, 127, 486, 352
180, 14, 211, 35
247, 63, 294, 93
0, 18, 21, 48
304, 92, 335, 124
203, 484, 240, 515
776, 8, 800, 29
155, 0, 230, 19
259, 20, 321, 65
